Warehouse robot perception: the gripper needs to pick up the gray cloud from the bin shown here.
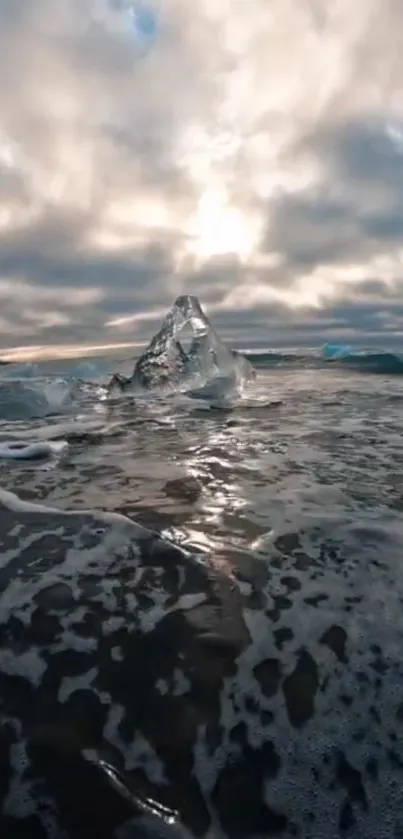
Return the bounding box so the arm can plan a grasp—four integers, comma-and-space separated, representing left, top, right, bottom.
1, 0, 403, 357
264, 116, 403, 266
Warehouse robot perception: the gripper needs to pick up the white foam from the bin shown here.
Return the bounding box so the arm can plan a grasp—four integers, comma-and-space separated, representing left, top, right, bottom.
0, 416, 117, 442
4, 740, 37, 819
0, 486, 145, 530
172, 668, 191, 696
111, 646, 124, 662
0, 440, 67, 460
0, 648, 47, 687
58, 666, 98, 703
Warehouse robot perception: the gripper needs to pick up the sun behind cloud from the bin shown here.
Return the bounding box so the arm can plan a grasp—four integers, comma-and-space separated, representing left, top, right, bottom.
185, 186, 260, 260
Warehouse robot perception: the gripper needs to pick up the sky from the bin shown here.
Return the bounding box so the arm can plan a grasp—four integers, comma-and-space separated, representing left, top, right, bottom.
1, 0, 403, 359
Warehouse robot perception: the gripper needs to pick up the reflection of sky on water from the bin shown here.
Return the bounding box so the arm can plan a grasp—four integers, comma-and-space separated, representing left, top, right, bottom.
154, 376, 332, 567
160, 418, 261, 565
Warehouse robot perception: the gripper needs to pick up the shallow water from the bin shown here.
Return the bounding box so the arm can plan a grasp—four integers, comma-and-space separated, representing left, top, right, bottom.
1, 366, 403, 838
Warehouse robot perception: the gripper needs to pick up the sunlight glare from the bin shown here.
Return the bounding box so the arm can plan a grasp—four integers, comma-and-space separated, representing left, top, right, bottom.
185, 186, 259, 260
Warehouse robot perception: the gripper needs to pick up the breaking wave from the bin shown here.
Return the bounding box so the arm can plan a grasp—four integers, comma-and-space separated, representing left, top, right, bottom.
247, 349, 403, 375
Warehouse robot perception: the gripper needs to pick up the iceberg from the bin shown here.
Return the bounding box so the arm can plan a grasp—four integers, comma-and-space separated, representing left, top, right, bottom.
320, 345, 403, 375
109, 295, 255, 398
321, 343, 351, 360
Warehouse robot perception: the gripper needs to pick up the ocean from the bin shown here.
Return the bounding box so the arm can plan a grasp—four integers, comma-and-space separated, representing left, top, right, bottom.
1, 349, 403, 838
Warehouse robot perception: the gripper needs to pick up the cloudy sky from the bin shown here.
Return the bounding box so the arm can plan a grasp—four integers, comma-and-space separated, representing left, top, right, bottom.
1, 0, 403, 359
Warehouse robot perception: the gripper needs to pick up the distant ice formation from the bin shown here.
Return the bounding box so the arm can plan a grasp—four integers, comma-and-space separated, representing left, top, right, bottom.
321, 343, 403, 374
109, 295, 255, 399
321, 343, 351, 360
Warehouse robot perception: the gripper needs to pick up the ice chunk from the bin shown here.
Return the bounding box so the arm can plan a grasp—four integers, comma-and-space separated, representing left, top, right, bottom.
321, 343, 351, 360
0, 440, 67, 460
126, 295, 255, 395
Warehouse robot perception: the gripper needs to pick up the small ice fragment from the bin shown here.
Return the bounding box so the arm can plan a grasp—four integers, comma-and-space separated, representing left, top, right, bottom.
0, 440, 67, 460
321, 343, 351, 360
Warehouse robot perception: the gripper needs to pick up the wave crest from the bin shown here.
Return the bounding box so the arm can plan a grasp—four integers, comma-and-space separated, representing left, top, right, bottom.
247, 349, 403, 375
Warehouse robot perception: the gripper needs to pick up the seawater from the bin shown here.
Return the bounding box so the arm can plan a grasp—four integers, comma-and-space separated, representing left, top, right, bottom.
1, 359, 403, 838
